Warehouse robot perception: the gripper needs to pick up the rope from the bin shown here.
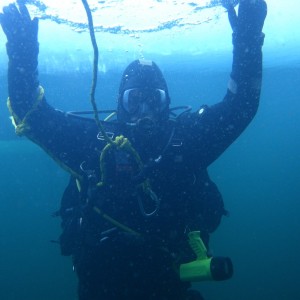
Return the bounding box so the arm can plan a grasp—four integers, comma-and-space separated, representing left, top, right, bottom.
81, 0, 113, 145
7, 86, 45, 136
81, 1, 158, 216
97, 135, 144, 186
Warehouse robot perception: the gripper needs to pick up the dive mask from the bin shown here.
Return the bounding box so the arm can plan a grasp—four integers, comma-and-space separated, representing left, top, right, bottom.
122, 88, 167, 115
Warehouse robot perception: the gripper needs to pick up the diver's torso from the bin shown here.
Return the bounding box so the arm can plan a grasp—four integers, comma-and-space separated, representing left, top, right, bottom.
84, 118, 205, 242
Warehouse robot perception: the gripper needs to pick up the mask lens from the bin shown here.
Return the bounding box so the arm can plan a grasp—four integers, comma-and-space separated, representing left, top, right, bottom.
122, 89, 141, 114
152, 89, 167, 111
122, 88, 167, 114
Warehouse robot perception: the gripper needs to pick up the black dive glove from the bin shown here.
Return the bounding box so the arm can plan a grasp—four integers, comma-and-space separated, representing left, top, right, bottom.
223, 0, 267, 85
223, 0, 267, 47
0, 2, 39, 69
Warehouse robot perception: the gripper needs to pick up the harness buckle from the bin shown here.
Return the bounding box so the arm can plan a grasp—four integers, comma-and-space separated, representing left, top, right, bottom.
97, 131, 114, 140
171, 138, 183, 147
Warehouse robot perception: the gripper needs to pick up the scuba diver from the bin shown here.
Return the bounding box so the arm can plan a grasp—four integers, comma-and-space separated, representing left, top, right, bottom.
0, 0, 267, 299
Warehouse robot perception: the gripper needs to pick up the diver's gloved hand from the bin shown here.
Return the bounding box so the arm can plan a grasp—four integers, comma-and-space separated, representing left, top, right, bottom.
221, 0, 239, 9
225, 0, 267, 47
0, 3, 39, 66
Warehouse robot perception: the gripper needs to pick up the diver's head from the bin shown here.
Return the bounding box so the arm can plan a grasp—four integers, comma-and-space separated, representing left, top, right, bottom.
117, 59, 170, 132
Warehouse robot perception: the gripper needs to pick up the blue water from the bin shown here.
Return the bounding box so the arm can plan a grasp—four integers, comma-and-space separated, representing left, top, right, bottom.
0, 63, 300, 300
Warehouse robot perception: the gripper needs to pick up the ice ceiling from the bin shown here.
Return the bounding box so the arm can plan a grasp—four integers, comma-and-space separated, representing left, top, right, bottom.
0, 0, 299, 73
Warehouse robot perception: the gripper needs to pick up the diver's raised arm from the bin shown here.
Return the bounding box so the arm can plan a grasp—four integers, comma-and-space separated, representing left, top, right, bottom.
217, 0, 267, 134
190, 0, 267, 167
0, 3, 40, 121
0, 3, 101, 177
225, 0, 267, 98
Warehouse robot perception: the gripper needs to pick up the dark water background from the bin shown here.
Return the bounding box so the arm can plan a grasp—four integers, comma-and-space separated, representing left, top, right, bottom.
0, 63, 299, 299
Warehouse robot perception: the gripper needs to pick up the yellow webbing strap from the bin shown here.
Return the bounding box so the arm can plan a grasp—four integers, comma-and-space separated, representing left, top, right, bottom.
93, 206, 140, 237
7, 85, 45, 136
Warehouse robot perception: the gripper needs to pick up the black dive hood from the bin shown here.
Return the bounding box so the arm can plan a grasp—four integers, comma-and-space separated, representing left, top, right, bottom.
117, 59, 171, 125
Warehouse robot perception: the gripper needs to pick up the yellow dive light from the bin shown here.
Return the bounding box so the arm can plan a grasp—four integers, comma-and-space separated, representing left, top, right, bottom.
180, 231, 233, 282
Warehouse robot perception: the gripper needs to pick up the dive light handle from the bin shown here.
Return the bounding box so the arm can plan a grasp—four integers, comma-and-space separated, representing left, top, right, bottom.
180, 231, 233, 282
